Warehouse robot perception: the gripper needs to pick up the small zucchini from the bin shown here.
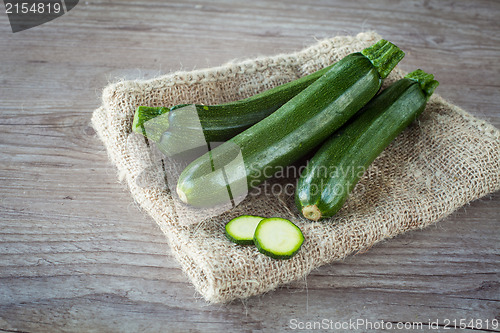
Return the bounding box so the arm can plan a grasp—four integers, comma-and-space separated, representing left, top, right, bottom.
296, 69, 439, 221
225, 215, 264, 245
253, 217, 304, 260
132, 63, 334, 143
177, 39, 404, 207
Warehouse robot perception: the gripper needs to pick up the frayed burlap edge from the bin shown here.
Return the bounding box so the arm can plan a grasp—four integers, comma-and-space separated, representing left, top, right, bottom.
91, 31, 500, 303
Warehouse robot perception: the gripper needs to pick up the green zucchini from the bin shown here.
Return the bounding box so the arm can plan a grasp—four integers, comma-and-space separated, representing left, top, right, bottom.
176, 39, 404, 207
253, 217, 304, 260
132, 63, 334, 144
296, 69, 439, 221
225, 215, 264, 245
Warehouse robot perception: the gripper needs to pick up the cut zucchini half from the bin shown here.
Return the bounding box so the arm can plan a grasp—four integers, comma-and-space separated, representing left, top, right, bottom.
253, 218, 304, 260
225, 215, 264, 245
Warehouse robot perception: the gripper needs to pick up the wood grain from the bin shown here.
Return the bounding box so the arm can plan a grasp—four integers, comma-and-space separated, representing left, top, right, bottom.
0, 0, 499, 332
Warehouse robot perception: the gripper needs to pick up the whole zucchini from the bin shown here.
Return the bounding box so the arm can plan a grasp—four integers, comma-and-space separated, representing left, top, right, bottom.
296, 69, 439, 221
132, 63, 334, 144
176, 39, 405, 207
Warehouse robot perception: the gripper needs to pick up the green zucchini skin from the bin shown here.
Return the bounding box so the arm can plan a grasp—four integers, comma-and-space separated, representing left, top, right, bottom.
132, 64, 332, 143
296, 71, 439, 221
177, 41, 404, 208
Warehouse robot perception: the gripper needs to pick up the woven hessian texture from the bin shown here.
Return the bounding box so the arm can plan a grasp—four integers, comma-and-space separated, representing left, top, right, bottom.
91, 31, 500, 303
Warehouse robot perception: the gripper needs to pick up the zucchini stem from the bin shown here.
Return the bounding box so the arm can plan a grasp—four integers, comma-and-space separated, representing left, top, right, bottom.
176, 184, 188, 204
405, 69, 439, 99
361, 39, 405, 79
302, 205, 322, 221
132, 106, 169, 142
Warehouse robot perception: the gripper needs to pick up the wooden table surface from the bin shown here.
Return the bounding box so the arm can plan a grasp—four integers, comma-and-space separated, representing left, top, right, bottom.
1, 1, 499, 332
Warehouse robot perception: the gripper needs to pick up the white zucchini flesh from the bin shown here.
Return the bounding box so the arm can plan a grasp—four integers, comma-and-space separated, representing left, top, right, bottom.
253, 218, 304, 259
225, 215, 264, 245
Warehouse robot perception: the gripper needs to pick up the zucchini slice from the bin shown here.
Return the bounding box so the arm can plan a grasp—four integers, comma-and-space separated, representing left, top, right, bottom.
253, 218, 304, 260
225, 215, 264, 245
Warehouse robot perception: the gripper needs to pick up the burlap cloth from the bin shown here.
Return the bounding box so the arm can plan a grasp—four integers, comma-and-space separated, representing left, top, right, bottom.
91, 31, 500, 303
